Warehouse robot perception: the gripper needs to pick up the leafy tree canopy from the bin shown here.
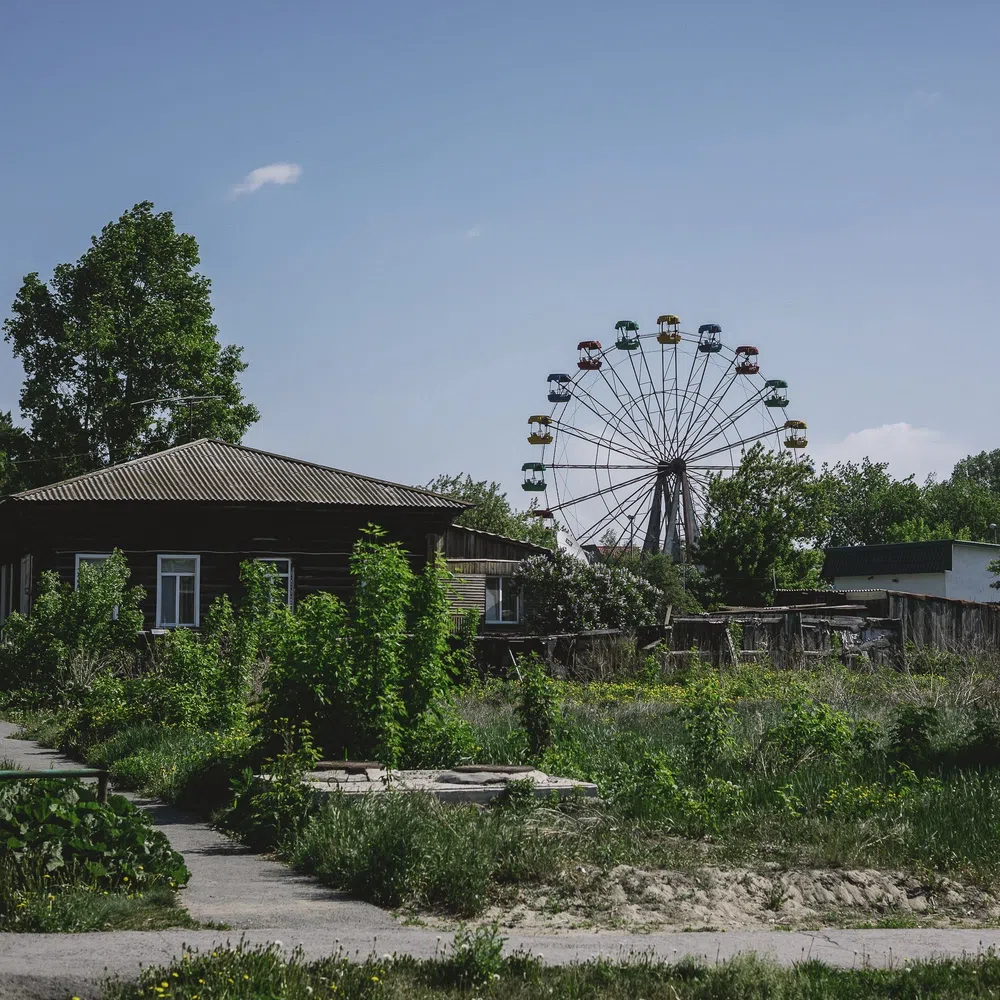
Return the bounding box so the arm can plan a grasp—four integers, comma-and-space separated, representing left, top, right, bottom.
953, 449, 1000, 496
818, 458, 924, 547
3, 202, 259, 487
696, 444, 828, 607
424, 473, 556, 547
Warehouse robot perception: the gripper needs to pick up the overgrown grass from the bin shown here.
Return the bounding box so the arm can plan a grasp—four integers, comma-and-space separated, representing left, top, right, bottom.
14, 654, 1000, 920
100, 938, 1000, 1000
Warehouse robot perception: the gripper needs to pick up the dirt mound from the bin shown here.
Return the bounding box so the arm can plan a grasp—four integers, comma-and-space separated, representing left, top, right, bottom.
458, 866, 1000, 932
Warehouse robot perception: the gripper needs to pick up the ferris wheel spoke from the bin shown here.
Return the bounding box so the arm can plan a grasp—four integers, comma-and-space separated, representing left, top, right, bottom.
626, 351, 661, 455
574, 476, 661, 547
570, 378, 661, 459
592, 363, 662, 457
678, 370, 740, 457
684, 387, 770, 457
689, 425, 784, 463
668, 350, 709, 457
547, 463, 652, 469
551, 419, 655, 465
638, 342, 669, 459
546, 468, 661, 513
676, 353, 722, 456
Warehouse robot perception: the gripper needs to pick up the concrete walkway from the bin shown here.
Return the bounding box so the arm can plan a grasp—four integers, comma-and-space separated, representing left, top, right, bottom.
4, 723, 1000, 999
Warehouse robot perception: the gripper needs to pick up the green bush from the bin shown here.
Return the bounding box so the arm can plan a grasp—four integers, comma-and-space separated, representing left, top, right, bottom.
516, 654, 560, 759
0, 550, 143, 700
514, 549, 663, 632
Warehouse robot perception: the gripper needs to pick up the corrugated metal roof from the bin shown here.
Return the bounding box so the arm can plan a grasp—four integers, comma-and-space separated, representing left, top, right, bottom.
9, 439, 468, 509
823, 541, 954, 578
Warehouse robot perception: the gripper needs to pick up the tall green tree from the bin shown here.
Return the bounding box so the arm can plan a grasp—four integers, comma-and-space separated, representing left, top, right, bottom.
696, 445, 828, 607
4, 202, 259, 486
818, 458, 924, 546
953, 449, 1000, 496
424, 473, 556, 547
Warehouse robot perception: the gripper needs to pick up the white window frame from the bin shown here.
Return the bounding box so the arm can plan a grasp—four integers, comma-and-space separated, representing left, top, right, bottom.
485, 575, 521, 625
257, 557, 294, 607
156, 554, 201, 628
75, 553, 113, 588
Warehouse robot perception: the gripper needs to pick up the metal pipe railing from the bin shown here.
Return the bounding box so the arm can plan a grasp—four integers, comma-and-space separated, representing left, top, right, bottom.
0, 768, 109, 803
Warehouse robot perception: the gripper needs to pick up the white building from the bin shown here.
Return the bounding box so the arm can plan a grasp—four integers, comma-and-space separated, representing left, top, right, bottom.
823, 540, 1000, 604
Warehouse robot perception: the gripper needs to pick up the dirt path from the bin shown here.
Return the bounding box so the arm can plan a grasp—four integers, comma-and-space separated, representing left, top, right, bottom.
5, 722, 1000, 999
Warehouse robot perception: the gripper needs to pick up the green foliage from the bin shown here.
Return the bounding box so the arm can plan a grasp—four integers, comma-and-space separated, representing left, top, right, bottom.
989, 557, 1000, 590
515, 549, 663, 632
516, 654, 560, 758
0, 778, 188, 930
3, 201, 259, 485
765, 698, 856, 766
285, 790, 561, 915
676, 674, 737, 773
223, 723, 321, 851
0, 550, 143, 700
99, 944, 1000, 1000
696, 444, 828, 607
443, 924, 507, 989
425, 472, 556, 547
263, 527, 461, 763
610, 550, 703, 615
819, 458, 925, 546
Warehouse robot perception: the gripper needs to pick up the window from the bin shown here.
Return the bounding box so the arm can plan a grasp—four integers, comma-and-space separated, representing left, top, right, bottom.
257, 558, 293, 607
157, 555, 200, 627
485, 576, 521, 624
75, 553, 111, 587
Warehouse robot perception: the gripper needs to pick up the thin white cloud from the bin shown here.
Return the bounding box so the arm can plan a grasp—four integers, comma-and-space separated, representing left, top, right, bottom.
814, 422, 964, 483
464, 224, 481, 240
231, 162, 302, 196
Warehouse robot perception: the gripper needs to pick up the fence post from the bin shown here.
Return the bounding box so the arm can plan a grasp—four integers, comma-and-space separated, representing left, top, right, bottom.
97, 771, 109, 804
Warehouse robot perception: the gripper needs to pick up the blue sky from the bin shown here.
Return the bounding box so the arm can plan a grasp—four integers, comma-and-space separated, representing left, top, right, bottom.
1, 0, 997, 504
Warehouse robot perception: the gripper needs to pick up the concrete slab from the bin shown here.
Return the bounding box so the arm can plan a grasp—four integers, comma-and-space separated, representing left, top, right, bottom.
300, 765, 599, 804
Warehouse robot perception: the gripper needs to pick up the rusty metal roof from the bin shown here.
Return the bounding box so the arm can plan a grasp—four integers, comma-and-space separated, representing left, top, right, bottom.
9, 439, 468, 509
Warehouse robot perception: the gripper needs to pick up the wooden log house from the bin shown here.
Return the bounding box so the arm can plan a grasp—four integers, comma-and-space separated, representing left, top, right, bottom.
0, 439, 548, 632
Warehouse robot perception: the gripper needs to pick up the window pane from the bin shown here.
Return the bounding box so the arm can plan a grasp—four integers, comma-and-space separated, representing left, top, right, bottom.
160, 575, 177, 625
161, 557, 196, 574
485, 577, 500, 622
80, 556, 108, 569
500, 578, 520, 622
178, 575, 196, 625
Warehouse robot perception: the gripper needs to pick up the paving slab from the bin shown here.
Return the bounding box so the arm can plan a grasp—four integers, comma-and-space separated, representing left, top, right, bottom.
302, 764, 599, 803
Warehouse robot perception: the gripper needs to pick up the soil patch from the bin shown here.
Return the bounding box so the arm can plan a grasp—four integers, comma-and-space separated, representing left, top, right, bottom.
415, 865, 1000, 932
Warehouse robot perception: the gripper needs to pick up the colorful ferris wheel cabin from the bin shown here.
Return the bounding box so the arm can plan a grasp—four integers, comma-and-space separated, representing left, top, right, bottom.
734, 346, 760, 375
614, 320, 640, 350
764, 379, 789, 407
697, 323, 723, 353
577, 341, 603, 370
783, 420, 808, 449
521, 462, 547, 491
547, 373, 572, 403
656, 314, 682, 344
527, 415, 553, 445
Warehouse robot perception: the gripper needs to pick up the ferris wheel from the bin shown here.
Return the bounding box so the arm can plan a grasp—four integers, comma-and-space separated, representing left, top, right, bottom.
521, 315, 808, 561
